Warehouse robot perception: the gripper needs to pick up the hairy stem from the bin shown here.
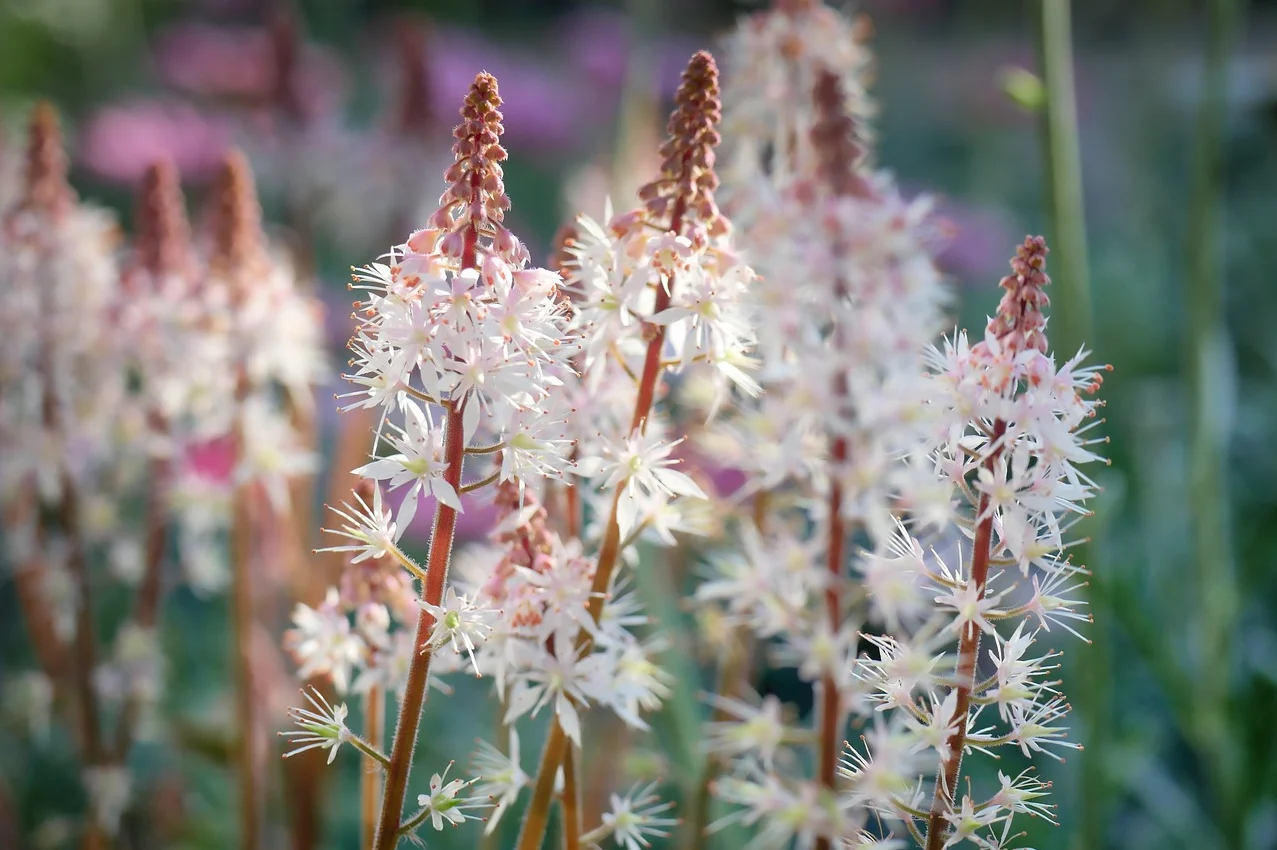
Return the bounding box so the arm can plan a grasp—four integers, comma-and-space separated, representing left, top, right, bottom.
371, 402, 466, 850
362, 686, 384, 850
924, 422, 1005, 850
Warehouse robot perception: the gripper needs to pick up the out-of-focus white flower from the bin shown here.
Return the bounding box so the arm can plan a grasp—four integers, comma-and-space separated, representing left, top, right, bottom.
590, 781, 679, 850
83, 765, 132, 837
285, 588, 365, 693
470, 731, 530, 834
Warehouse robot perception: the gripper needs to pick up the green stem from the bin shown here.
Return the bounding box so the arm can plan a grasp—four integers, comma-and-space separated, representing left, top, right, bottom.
1036, 0, 1092, 356
1185, 0, 1245, 842
1035, 8, 1105, 847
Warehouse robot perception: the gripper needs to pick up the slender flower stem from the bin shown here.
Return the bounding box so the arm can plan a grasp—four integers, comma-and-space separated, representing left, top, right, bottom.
1035, 0, 1092, 356
683, 628, 751, 850
815, 242, 851, 850
814, 444, 845, 850
113, 453, 169, 759
515, 190, 687, 850
362, 685, 384, 850
231, 418, 261, 850
465, 442, 507, 456
460, 470, 501, 494
924, 421, 1006, 850
562, 744, 582, 850
372, 401, 467, 850
684, 492, 767, 849
62, 477, 110, 849
8, 499, 67, 681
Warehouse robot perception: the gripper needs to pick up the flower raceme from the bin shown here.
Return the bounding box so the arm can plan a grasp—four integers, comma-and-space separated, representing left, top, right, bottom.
843, 236, 1109, 849
283, 71, 589, 850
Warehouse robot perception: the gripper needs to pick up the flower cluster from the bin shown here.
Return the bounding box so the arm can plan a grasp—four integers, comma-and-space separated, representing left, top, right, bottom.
842, 236, 1108, 847
342, 72, 577, 526
0, 104, 326, 842
691, 11, 949, 843
500, 51, 759, 850
284, 71, 583, 848
444, 483, 674, 831
718, 0, 875, 215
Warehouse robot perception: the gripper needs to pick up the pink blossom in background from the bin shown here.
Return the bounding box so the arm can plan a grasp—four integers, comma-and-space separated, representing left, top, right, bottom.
558, 9, 704, 103
182, 436, 237, 483
418, 28, 594, 152
152, 21, 346, 118
79, 101, 231, 183
672, 440, 747, 500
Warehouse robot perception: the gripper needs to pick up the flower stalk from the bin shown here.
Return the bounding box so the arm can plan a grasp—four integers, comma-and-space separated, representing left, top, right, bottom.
515, 50, 727, 850
371, 401, 466, 849
112, 158, 192, 760
362, 685, 383, 850
213, 150, 268, 850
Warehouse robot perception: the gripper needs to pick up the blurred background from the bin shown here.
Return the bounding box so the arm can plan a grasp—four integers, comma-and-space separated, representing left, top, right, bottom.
2, 0, 1276, 848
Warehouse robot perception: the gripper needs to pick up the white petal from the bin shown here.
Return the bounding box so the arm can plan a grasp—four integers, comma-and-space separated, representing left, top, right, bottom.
557, 695, 581, 746
654, 469, 706, 500
433, 478, 463, 512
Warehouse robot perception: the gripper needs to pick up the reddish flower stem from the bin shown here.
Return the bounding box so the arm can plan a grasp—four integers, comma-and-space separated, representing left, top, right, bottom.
371, 402, 466, 850
813, 437, 845, 850
8, 498, 67, 680
362, 685, 384, 850
814, 246, 850, 850
562, 743, 582, 850
231, 430, 261, 850
112, 453, 169, 759
515, 189, 687, 850
923, 420, 1006, 850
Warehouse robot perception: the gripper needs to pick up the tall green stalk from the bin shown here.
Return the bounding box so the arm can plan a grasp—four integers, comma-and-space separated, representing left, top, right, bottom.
1033, 5, 1103, 848
1185, 0, 1245, 843
1036, 0, 1091, 356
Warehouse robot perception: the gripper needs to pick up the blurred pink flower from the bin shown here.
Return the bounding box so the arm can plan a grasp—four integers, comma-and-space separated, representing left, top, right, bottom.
418, 28, 594, 152
152, 21, 345, 118
79, 101, 230, 183
558, 9, 704, 102
182, 436, 237, 483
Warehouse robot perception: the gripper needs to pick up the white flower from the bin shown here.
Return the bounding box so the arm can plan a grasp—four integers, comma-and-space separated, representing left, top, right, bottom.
83, 766, 132, 837
594, 781, 679, 850
584, 429, 706, 539
317, 484, 402, 564
703, 693, 796, 769
421, 586, 497, 675
470, 731, 531, 834
503, 635, 609, 745
355, 399, 460, 528
413, 762, 489, 831
284, 588, 365, 693
281, 686, 352, 765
